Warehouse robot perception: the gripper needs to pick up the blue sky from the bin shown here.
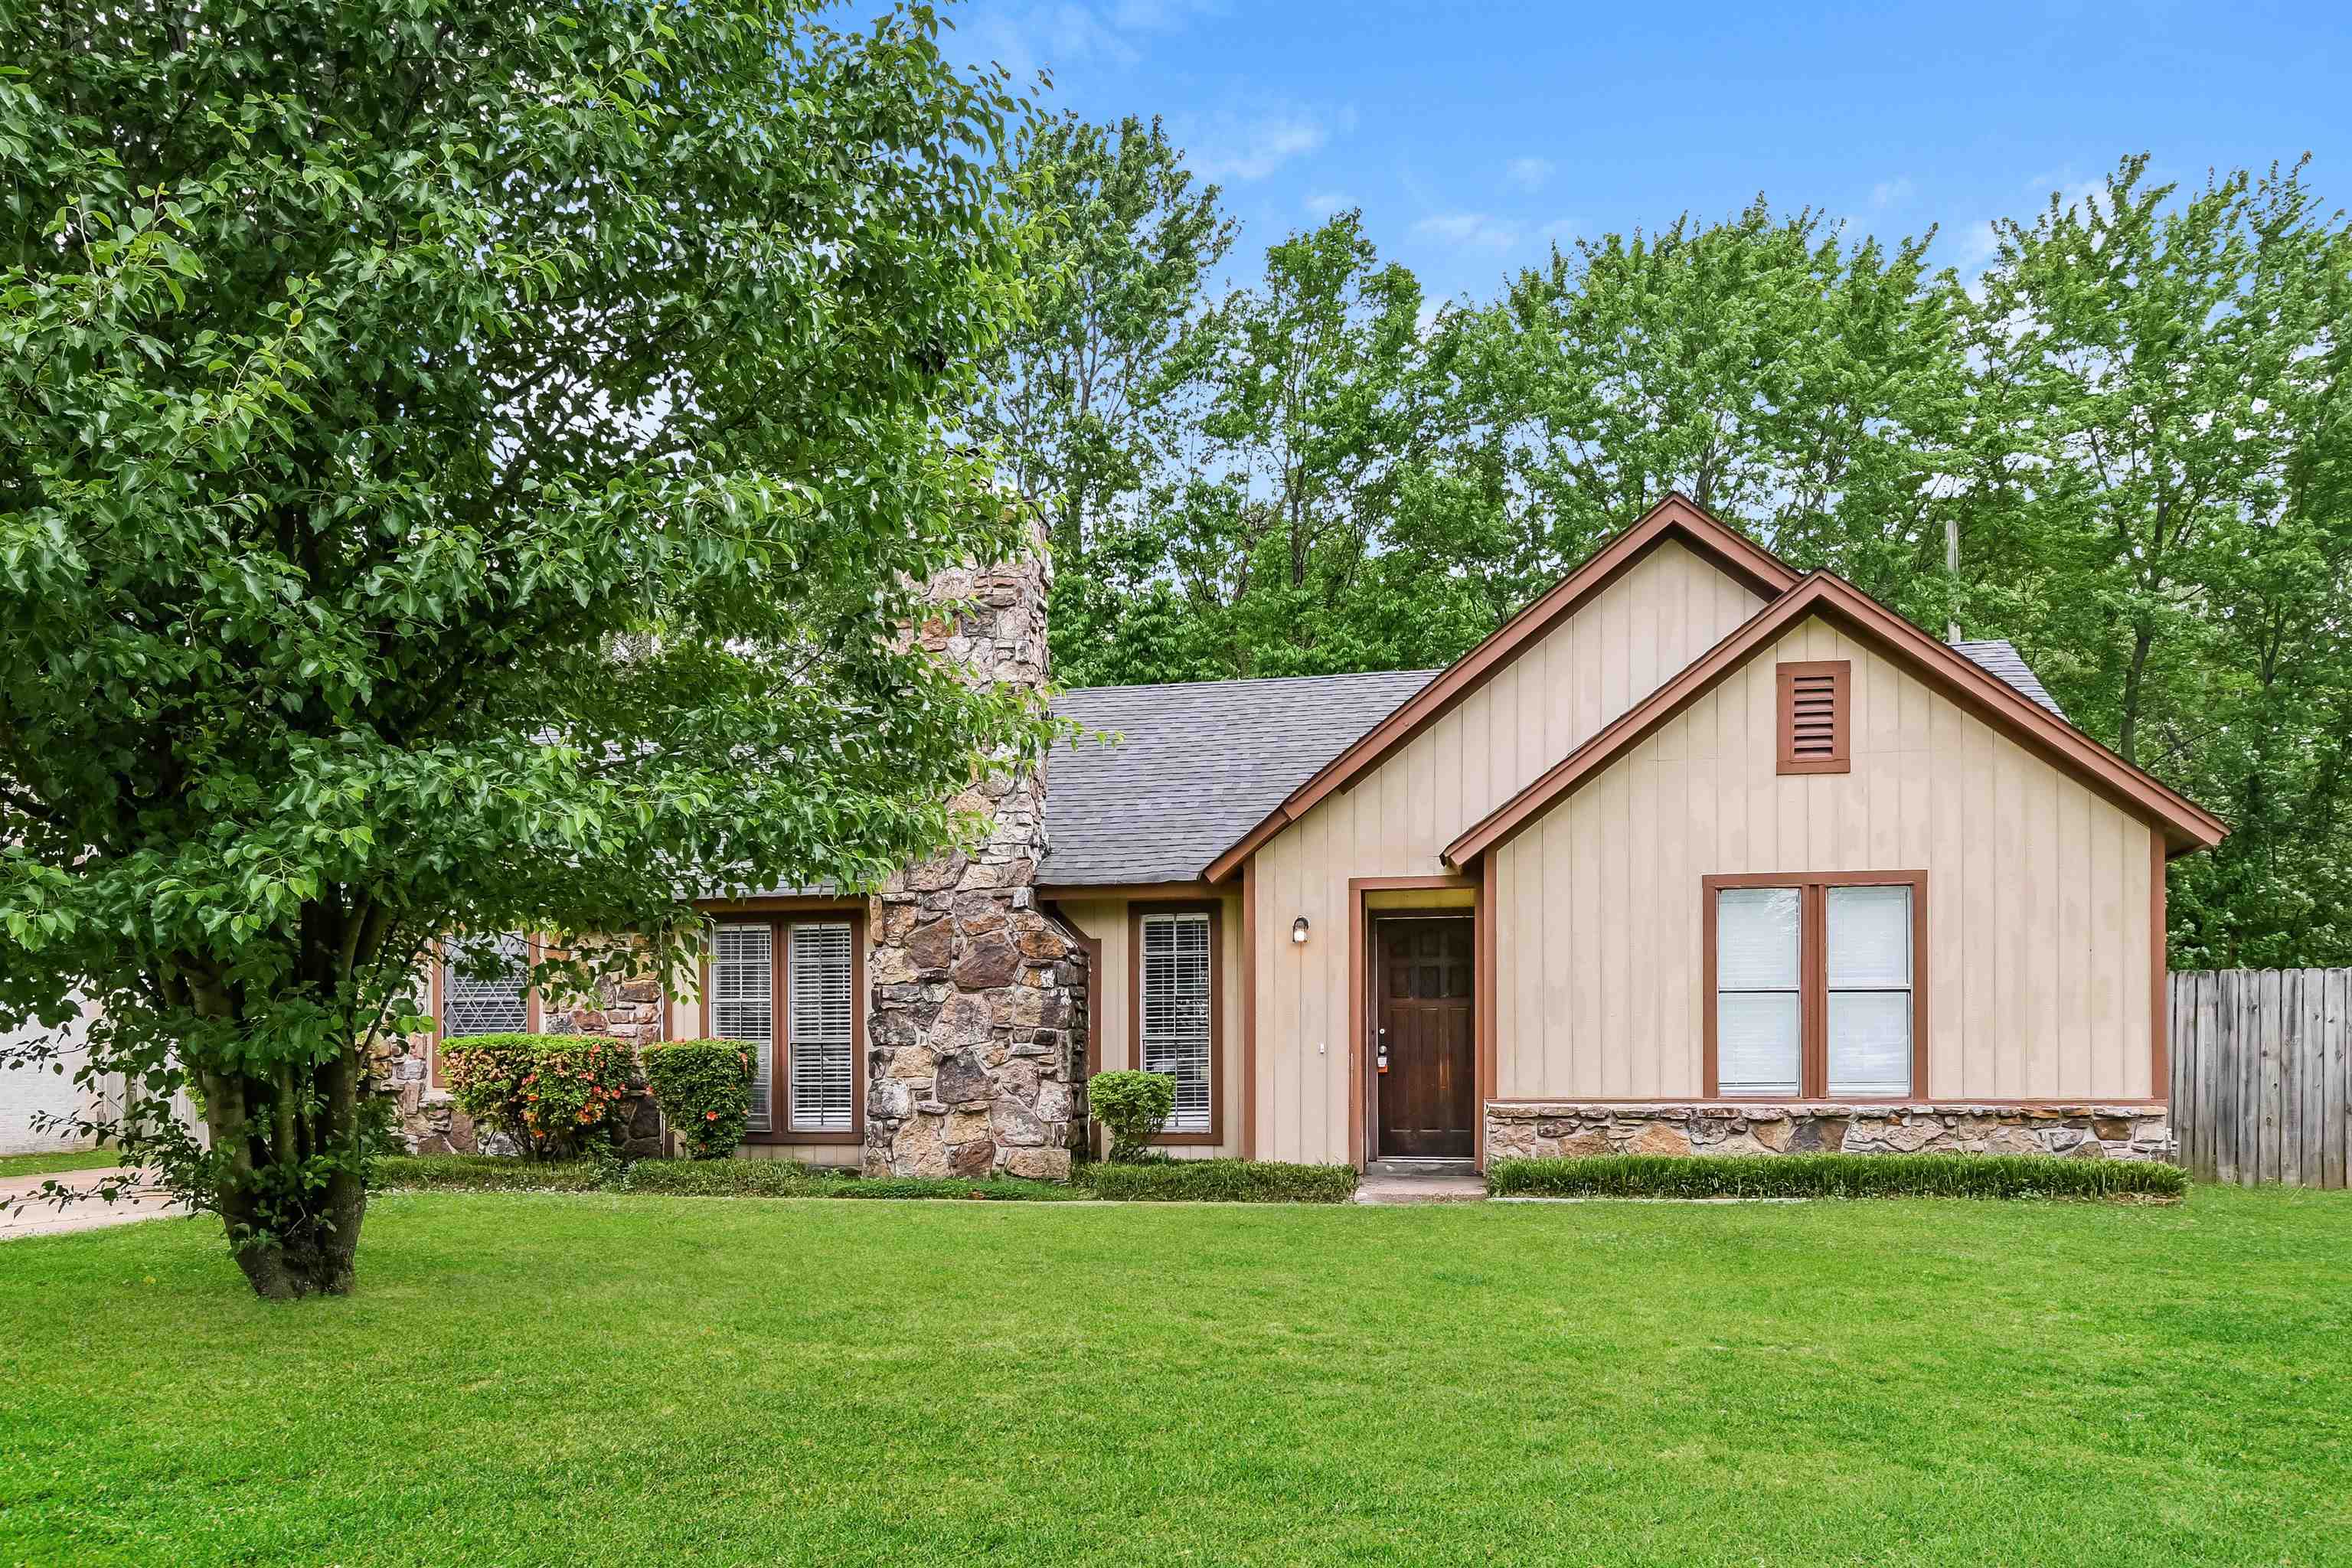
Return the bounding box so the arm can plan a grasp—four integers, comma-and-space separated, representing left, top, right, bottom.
945, 0, 2351, 304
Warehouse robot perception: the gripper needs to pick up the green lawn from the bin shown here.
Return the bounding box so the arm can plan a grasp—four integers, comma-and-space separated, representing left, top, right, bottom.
0, 1148, 119, 1180
2, 1187, 2347, 1566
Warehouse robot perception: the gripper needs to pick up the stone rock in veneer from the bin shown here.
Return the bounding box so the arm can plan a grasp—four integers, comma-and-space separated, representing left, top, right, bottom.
1485, 1102, 2174, 1164
934, 1049, 994, 1107
1625, 1122, 1692, 1157
1006, 1148, 1071, 1181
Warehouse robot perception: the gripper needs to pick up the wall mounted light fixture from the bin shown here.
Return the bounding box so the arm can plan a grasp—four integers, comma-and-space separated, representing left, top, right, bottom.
1292, 916, 1310, 945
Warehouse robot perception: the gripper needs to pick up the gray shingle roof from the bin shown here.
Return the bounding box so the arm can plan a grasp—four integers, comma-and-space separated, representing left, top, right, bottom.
1044, 670, 1439, 887
1040, 640, 2067, 887
1952, 639, 2068, 720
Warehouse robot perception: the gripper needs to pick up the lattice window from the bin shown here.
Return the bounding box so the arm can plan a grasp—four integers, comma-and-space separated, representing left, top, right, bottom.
711, 923, 776, 1134
787, 922, 854, 1133
1140, 912, 1213, 1134
441, 933, 529, 1037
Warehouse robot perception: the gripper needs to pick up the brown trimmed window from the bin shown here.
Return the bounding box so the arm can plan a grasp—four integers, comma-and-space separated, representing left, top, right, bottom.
1705, 873, 1924, 1099
704, 913, 864, 1142
1130, 904, 1220, 1141
1777, 660, 1850, 774
432, 933, 539, 1086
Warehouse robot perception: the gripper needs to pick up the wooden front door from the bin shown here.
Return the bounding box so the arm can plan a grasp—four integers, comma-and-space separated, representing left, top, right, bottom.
1374, 916, 1475, 1158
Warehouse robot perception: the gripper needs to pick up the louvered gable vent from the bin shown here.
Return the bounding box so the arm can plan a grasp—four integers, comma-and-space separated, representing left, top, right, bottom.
1777, 660, 1851, 775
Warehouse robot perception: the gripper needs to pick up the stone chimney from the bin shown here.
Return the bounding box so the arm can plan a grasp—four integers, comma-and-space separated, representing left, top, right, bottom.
863, 524, 1088, 1179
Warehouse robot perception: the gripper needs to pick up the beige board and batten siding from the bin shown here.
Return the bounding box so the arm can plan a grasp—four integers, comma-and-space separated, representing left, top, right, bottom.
1249, 539, 1769, 1165
1491, 613, 2158, 1102
1057, 894, 1245, 1158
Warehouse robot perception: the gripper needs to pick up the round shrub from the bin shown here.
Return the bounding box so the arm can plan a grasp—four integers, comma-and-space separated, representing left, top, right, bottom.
440, 1034, 638, 1160
640, 1038, 757, 1159
1088, 1069, 1174, 1161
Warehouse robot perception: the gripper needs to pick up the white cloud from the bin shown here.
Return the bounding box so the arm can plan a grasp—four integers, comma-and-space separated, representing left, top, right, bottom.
1415, 211, 1523, 251
1181, 106, 1334, 181
1304, 191, 1351, 217
1870, 176, 1916, 209
1506, 155, 1556, 194
955, 0, 1219, 80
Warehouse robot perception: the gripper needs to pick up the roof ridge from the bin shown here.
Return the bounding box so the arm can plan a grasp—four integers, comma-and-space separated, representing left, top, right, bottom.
1056, 668, 1442, 697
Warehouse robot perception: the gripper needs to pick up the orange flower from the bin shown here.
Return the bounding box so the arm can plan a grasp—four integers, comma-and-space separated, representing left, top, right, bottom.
704, 1110, 719, 1122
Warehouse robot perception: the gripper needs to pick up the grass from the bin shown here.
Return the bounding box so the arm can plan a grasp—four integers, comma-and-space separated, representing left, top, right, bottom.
1, 1186, 2347, 1566
0, 1148, 120, 1180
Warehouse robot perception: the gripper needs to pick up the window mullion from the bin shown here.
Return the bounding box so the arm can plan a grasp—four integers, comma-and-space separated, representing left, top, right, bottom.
1803, 882, 1827, 1099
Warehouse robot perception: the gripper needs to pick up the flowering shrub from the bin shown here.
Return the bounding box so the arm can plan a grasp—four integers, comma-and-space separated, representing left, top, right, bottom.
639, 1038, 757, 1160
440, 1034, 639, 1161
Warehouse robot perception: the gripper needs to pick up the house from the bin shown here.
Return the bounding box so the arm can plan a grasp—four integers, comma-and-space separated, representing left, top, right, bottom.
386, 495, 2224, 1173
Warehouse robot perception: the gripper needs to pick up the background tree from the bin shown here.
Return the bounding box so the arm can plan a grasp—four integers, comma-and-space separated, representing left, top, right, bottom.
0, 0, 1054, 1298
970, 113, 1235, 687
1106, 211, 1459, 681
1962, 158, 2352, 964
1431, 204, 1971, 622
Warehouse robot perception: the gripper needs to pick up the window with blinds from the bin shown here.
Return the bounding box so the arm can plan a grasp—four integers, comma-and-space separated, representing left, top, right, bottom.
1777, 660, 1851, 775
1824, 885, 1912, 1097
787, 922, 855, 1133
1708, 874, 1921, 1099
442, 933, 530, 1037
1139, 911, 1213, 1134
1714, 887, 1802, 1095
710, 923, 776, 1134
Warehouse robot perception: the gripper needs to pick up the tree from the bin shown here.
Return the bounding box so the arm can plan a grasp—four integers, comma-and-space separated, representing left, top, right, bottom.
0, 0, 1055, 1298
974, 114, 1235, 567
967, 114, 1236, 688
1121, 211, 1461, 680
1432, 202, 1971, 622
1961, 158, 2352, 965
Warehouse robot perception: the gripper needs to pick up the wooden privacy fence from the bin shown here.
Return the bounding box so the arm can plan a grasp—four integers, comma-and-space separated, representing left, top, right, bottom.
2169, 969, 2351, 1187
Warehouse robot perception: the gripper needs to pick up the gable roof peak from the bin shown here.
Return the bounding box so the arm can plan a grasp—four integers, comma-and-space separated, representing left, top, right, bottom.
1197, 492, 1801, 883
1442, 567, 2226, 866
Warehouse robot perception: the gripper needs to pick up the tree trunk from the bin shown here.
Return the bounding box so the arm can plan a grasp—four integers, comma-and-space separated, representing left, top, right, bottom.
198, 1041, 373, 1301
2118, 623, 2154, 766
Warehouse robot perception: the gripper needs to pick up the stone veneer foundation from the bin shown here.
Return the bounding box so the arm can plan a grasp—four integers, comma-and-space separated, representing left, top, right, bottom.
1486, 1102, 2174, 1162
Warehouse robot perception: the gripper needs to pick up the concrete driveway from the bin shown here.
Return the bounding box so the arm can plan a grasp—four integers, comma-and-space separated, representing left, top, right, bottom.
0, 1168, 188, 1240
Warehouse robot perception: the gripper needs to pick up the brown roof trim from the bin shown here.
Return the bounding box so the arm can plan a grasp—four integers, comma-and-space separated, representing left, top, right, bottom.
1442, 571, 2230, 867
1200, 493, 1800, 883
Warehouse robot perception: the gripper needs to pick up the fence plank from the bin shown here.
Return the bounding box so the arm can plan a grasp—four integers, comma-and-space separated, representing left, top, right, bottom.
2328, 969, 2348, 1191
2203, 969, 2224, 1181
2282, 969, 2305, 1187
2300, 970, 2324, 1187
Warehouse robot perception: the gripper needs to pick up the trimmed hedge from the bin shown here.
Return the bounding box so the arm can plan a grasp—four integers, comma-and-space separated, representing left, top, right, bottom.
1076, 1158, 1359, 1204
372, 1155, 1360, 1203
371, 1155, 1082, 1202
639, 1038, 756, 1159
1087, 1070, 1175, 1161
1487, 1153, 2187, 1201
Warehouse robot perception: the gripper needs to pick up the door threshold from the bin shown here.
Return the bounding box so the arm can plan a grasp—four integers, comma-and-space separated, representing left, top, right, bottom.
1366, 1156, 1477, 1178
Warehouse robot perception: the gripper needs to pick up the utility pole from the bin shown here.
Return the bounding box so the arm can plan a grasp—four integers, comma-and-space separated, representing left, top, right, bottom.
1945, 512, 1962, 643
